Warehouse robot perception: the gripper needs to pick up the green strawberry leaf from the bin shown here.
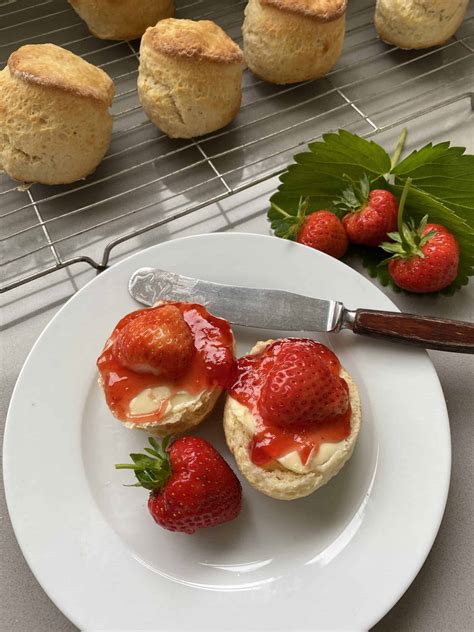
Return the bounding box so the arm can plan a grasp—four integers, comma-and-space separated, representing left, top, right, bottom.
392, 142, 474, 226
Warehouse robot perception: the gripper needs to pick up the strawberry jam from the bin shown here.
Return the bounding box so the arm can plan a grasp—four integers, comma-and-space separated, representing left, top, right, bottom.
97, 303, 235, 424
229, 339, 351, 467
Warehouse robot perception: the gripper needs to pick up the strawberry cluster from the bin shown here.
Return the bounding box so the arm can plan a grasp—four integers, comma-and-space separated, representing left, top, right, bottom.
284, 175, 459, 294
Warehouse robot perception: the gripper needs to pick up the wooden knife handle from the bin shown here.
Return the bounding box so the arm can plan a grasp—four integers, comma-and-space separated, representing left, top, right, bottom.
351, 309, 474, 353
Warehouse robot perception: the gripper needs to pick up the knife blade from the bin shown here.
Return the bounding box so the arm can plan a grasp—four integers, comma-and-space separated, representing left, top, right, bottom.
128, 267, 474, 353
129, 267, 346, 332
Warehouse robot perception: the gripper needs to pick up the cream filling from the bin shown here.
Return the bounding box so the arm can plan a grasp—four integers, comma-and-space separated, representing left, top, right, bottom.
228, 396, 347, 475
126, 386, 205, 425
129, 386, 172, 415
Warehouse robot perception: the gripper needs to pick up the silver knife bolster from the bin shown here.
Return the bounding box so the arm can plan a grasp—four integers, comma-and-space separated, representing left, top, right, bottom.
340, 308, 357, 330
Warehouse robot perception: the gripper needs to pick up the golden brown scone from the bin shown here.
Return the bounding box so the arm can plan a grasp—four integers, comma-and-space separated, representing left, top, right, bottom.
374, 0, 469, 49
224, 342, 361, 501
138, 19, 244, 138
0, 44, 114, 185
243, 0, 347, 84
68, 0, 175, 40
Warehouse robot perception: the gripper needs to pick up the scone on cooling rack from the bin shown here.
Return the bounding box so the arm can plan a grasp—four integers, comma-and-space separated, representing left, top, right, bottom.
68, 0, 175, 41
97, 303, 236, 436
243, 0, 347, 84
138, 19, 244, 138
0, 44, 114, 185
224, 339, 361, 500
374, 0, 469, 49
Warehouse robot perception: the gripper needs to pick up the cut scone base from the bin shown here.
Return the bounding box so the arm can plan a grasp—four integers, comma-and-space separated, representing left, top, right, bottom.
224, 367, 361, 501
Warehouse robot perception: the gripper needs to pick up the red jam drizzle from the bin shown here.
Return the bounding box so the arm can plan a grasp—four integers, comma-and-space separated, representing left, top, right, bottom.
97, 303, 235, 424
229, 339, 351, 467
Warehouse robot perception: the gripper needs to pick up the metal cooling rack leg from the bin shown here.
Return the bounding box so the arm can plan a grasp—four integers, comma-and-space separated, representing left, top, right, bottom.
27, 189, 62, 267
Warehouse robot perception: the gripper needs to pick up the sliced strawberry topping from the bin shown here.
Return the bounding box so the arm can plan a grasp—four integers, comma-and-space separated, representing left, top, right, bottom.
97, 303, 235, 424
229, 339, 352, 466
113, 304, 195, 380
259, 342, 350, 428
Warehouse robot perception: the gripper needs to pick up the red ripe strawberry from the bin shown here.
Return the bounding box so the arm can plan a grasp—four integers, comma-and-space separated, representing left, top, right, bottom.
382, 217, 460, 293
258, 340, 349, 428
116, 436, 242, 535
113, 304, 195, 379
297, 210, 348, 259
336, 174, 398, 247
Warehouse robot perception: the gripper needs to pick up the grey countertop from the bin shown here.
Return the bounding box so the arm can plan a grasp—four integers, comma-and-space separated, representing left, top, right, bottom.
1, 175, 473, 631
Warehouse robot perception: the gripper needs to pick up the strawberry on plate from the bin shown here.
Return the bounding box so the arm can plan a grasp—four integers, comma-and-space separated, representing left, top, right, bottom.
336, 174, 398, 247
382, 216, 460, 293
296, 210, 348, 259
116, 436, 242, 534
113, 304, 195, 379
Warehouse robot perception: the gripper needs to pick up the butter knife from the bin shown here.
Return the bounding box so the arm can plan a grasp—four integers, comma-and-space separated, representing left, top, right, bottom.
129, 267, 474, 354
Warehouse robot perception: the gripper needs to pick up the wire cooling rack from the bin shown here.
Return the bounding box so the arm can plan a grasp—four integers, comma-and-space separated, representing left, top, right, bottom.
1, 0, 473, 293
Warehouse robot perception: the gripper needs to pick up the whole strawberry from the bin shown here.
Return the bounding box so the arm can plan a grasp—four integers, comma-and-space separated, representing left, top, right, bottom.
336, 174, 398, 247
382, 217, 459, 293
297, 210, 348, 259
116, 436, 242, 534
259, 339, 350, 428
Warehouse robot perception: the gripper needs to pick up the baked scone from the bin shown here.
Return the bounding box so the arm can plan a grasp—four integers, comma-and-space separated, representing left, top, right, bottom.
224, 339, 361, 500
243, 0, 347, 84
0, 44, 114, 185
138, 19, 244, 138
68, 0, 175, 41
97, 303, 236, 436
374, 0, 469, 49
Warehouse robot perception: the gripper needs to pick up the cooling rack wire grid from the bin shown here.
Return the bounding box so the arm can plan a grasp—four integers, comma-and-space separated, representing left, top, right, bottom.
1, 0, 473, 292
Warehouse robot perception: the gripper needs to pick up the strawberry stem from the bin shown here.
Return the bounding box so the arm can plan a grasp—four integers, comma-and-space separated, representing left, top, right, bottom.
333, 173, 370, 214
296, 196, 308, 220
270, 203, 292, 218
391, 127, 408, 170
397, 177, 412, 247
115, 436, 172, 491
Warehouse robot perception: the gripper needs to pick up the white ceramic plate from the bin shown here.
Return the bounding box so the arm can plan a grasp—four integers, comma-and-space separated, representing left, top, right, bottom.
4, 233, 450, 631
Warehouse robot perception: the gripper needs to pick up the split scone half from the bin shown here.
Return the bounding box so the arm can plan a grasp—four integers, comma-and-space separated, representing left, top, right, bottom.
224, 339, 361, 500
97, 302, 235, 436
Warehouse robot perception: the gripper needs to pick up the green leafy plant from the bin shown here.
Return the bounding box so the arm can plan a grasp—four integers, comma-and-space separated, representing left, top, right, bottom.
268, 129, 474, 295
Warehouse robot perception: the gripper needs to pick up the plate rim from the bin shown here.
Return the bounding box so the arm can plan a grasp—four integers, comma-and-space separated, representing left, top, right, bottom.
3, 232, 451, 630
